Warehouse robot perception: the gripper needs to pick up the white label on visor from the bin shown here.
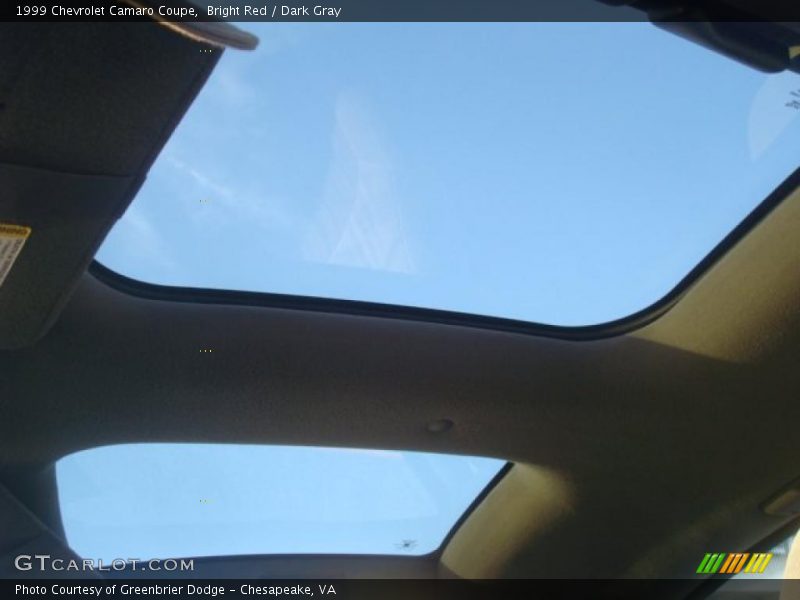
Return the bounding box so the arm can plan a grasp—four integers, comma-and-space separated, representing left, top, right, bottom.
0, 223, 32, 288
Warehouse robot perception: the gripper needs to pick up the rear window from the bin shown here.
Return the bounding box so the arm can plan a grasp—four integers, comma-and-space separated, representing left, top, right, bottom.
56, 443, 506, 560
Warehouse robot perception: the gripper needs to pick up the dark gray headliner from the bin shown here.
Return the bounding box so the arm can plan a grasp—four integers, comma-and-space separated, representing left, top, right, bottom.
1, 15, 800, 592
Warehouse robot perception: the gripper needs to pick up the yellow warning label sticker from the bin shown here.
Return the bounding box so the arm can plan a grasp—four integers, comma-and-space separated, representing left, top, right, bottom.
0, 223, 32, 288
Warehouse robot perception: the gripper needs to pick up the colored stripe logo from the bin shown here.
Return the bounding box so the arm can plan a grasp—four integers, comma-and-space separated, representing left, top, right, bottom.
696, 552, 773, 574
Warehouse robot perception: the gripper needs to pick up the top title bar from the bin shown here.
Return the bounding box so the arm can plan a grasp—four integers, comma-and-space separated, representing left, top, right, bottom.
6, 0, 800, 22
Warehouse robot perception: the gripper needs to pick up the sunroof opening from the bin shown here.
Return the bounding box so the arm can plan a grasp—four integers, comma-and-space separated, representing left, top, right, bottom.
96, 22, 800, 326
56, 444, 506, 560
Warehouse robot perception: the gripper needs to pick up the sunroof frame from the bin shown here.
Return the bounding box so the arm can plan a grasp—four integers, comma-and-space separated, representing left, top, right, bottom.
90, 167, 800, 342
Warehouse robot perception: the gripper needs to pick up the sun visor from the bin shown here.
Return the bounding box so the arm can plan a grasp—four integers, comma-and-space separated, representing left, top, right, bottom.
0, 20, 242, 348
0, 165, 137, 349
122, 0, 259, 50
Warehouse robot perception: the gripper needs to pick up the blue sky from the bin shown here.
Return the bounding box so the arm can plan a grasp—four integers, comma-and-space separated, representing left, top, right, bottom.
69, 23, 800, 561
97, 22, 800, 326
57, 445, 503, 559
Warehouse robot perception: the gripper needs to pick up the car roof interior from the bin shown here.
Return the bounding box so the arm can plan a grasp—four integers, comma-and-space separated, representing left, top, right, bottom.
2, 5, 800, 599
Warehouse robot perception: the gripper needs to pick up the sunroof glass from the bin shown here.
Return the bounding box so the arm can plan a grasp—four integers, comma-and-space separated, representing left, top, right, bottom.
56, 444, 506, 560
96, 22, 800, 326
